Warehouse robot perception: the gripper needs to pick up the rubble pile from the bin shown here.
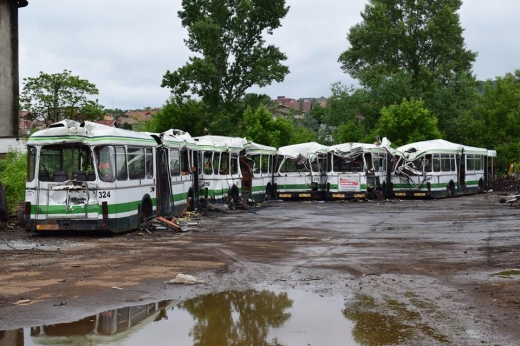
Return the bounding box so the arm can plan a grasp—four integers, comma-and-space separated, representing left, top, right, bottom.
490, 175, 518, 192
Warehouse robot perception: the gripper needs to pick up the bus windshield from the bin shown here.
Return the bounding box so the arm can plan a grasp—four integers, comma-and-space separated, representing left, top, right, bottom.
37, 144, 93, 182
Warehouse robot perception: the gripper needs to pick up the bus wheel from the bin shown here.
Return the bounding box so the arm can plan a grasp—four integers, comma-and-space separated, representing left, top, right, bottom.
265, 183, 272, 201
228, 185, 240, 208
139, 196, 153, 226
447, 181, 456, 197
187, 188, 195, 212
478, 178, 484, 193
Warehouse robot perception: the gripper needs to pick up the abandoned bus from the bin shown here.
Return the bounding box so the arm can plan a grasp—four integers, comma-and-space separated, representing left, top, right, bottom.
24, 120, 194, 233
241, 141, 277, 202
274, 142, 329, 200
192, 135, 244, 205
159, 128, 199, 212
392, 139, 496, 198
325, 139, 394, 200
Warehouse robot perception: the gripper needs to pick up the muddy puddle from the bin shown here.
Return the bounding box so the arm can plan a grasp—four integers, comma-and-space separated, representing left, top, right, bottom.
0, 288, 439, 346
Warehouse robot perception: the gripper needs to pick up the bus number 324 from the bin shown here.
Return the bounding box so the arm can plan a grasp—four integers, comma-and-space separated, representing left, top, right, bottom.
98, 191, 111, 198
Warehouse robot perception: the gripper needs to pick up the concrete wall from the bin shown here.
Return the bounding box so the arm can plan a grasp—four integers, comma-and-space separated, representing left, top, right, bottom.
0, 0, 19, 140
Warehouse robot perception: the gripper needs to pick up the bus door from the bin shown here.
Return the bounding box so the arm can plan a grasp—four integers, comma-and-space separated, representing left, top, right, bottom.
239, 157, 253, 198
456, 153, 466, 190
156, 147, 174, 217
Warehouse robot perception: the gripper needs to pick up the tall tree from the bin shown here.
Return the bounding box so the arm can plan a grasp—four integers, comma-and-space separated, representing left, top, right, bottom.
145, 98, 207, 135
162, 0, 290, 118
372, 98, 442, 147
243, 105, 312, 147
470, 70, 520, 172
338, 0, 477, 94
20, 70, 104, 123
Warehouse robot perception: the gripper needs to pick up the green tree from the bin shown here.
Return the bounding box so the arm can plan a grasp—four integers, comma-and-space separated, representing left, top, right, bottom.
372, 98, 442, 147
146, 98, 207, 135
161, 0, 290, 130
338, 0, 476, 94
243, 105, 310, 147
243, 105, 275, 145
471, 70, 520, 172
334, 120, 368, 144
20, 70, 104, 123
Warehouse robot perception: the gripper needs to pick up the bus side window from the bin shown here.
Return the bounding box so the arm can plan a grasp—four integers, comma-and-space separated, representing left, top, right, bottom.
128, 147, 145, 180
203, 152, 212, 174
115, 146, 128, 180
433, 154, 441, 172
424, 154, 432, 172
145, 148, 153, 178
170, 149, 181, 176
96, 146, 116, 182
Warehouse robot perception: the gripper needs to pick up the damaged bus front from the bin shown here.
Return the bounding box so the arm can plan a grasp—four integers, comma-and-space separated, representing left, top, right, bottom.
326, 138, 395, 200
274, 142, 329, 200
25, 120, 160, 233
392, 139, 496, 199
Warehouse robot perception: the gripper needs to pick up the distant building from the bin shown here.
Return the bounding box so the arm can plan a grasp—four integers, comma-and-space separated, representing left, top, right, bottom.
19, 111, 32, 136
269, 96, 327, 118
116, 109, 160, 130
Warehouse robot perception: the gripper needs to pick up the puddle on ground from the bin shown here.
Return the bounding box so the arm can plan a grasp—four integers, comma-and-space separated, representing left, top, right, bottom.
0, 289, 432, 346
343, 294, 449, 345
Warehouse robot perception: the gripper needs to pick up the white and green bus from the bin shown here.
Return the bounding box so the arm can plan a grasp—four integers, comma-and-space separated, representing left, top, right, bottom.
241, 141, 277, 202
24, 120, 195, 233
325, 139, 394, 200
192, 135, 245, 206
274, 142, 329, 200
392, 139, 496, 198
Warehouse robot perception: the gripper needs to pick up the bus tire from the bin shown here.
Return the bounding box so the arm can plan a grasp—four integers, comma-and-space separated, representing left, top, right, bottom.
139, 195, 153, 226
447, 181, 456, 197
229, 185, 240, 207
265, 183, 272, 201
478, 178, 484, 193
187, 188, 195, 211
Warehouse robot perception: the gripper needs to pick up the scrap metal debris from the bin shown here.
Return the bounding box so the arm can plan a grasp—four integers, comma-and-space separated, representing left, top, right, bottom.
165, 273, 205, 285
499, 194, 520, 206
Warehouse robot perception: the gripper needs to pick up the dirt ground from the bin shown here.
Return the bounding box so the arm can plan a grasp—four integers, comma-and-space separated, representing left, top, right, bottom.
1, 191, 520, 345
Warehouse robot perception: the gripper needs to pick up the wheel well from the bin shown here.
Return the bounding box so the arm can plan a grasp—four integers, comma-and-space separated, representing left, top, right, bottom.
478, 178, 484, 192
230, 185, 240, 200
141, 195, 153, 217
266, 183, 272, 199
448, 180, 456, 196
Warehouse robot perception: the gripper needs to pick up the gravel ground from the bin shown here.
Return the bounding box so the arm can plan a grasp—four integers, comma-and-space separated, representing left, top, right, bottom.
1, 191, 519, 345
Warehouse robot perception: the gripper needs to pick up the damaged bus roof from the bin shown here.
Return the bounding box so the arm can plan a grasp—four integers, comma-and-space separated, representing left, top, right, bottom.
27, 120, 157, 146
329, 137, 397, 159
278, 142, 329, 160
193, 135, 247, 152
243, 141, 277, 155
397, 139, 490, 160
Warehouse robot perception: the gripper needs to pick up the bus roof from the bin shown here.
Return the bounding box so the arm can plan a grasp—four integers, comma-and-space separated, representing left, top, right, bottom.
243, 141, 277, 155
27, 120, 157, 146
193, 135, 247, 152
329, 142, 387, 156
160, 129, 198, 149
278, 142, 329, 160
397, 139, 490, 159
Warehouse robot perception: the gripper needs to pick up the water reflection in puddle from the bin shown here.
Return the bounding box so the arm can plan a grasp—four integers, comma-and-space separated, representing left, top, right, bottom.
0, 289, 431, 346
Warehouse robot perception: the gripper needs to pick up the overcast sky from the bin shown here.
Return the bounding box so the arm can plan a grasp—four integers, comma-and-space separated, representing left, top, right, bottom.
18, 0, 520, 111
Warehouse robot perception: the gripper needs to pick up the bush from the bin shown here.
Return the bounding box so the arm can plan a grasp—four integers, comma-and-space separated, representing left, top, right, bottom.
0, 149, 27, 214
